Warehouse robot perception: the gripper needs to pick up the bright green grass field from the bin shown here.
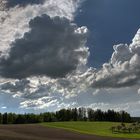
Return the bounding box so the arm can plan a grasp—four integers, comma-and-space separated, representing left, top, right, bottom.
42, 122, 140, 139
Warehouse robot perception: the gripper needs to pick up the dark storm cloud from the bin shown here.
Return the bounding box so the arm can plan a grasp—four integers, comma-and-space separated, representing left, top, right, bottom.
0, 14, 88, 79
5, 0, 45, 8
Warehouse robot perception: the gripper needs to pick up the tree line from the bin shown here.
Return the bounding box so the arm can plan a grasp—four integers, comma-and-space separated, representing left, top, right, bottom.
0, 108, 131, 124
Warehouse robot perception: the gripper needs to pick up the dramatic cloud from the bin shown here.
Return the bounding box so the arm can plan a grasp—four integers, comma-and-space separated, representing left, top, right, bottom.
90, 29, 140, 88
0, 14, 88, 79
1, 28, 140, 111
0, 0, 89, 112
0, 0, 140, 116
0, 0, 82, 55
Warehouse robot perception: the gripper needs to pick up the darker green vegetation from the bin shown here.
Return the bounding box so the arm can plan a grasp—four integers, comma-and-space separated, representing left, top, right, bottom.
111, 122, 140, 134
0, 108, 131, 124
87, 109, 131, 122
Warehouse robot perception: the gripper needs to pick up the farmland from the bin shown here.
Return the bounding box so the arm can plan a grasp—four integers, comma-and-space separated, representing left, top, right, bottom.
42, 121, 140, 139
0, 124, 135, 140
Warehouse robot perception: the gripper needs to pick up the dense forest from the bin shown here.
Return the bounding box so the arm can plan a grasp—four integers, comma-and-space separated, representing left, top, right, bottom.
0, 108, 131, 124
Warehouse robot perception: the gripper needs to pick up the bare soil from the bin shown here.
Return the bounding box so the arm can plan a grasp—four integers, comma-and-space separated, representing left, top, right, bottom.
0, 124, 134, 140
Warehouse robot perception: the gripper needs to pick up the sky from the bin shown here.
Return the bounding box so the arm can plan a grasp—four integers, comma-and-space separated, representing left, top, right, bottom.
0, 0, 140, 116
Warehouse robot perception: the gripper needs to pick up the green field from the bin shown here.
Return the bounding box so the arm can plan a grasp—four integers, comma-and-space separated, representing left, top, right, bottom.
42, 122, 140, 139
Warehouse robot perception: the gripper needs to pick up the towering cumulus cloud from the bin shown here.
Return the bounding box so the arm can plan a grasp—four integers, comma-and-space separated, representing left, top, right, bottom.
91, 29, 140, 88
0, 14, 88, 78
0, 0, 82, 54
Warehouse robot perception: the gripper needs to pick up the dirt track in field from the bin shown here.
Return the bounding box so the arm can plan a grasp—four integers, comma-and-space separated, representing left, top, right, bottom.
0, 124, 137, 140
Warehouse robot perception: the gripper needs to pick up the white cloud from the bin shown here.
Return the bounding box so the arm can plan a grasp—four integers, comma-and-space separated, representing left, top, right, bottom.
20, 96, 78, 111
89, 29, 140, 88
